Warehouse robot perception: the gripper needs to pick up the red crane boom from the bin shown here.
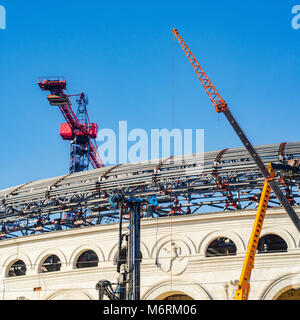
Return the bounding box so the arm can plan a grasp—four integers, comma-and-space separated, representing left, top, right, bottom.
38, 77, 104, 172
172, 28, 300, 232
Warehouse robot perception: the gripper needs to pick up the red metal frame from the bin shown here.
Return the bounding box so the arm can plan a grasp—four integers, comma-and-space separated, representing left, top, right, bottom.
172, 28, 228, 113
38, 78, 105, 169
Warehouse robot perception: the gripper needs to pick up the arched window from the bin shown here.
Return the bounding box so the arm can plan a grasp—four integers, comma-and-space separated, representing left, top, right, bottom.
76, 250, 99, 269
114, 247, 127, 266
257, 234, 288, 254
206, 237, 237, 257
41, 255, 61, 273
276, 288, 300, 300
113, 247, 143, 265
8, 260, 26, 277
163, 294, 194, 300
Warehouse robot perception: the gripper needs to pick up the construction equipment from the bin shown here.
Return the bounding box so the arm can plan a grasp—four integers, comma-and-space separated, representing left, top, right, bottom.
235, 161, 300, 299
172, 28, 300, 300
38, 77, 104, 173
172, 28, 300, 233
235, 163, 275, 300
97, 196, 143, 300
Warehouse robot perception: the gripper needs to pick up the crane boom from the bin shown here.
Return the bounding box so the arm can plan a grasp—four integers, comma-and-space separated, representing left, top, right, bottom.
172, 28, 300, 233
38, 77, 105, 172
172, 28, 227, 113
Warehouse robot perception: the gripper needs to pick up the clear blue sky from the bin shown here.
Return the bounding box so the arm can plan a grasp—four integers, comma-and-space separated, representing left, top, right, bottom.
0, 0, 299, 190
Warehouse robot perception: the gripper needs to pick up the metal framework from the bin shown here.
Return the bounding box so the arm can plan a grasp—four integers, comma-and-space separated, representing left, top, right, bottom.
97, 197, 142, 300
38, 77, 104, 173
0, 142, 300, 240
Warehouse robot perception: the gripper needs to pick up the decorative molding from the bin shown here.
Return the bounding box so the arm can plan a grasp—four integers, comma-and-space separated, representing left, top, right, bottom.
259, 272, 300, 300
223, 280, 239, 300
151, 234, 196, 258
155, 240, 190, 275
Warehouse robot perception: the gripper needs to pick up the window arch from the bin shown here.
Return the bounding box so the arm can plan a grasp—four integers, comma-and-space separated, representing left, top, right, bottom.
76, 250, 99, 269
257, 234, 288, 254
8, 260, 27, 277
276, 288, 300, 300
205, 237, 237, 257
163, 293, 194, 300
113, 247, 143, 266
113, 247, 127, 266
40, 255, 61, 273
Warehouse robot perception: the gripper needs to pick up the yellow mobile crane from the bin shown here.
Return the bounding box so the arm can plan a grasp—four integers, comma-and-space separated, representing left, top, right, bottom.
235, 161, 299, 299
172, 28, 300, 300
235, 163, 275, 300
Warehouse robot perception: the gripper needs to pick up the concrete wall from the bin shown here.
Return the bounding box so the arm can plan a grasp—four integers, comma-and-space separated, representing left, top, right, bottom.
0, 207, 299, 300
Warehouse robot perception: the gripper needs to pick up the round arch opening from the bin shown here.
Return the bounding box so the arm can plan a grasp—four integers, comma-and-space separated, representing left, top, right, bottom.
276, 288, 300, 300
206, 237, 237, 257
257, 234, 288, 254
8, 260, 27, 277
156, 291, 194, 300
113, 247, 143, 265
76, 250, 99, 269
40, 254, 62, 273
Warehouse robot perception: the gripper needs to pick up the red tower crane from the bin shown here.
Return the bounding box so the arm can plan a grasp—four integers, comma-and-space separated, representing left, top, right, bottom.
38, 77, 104, 173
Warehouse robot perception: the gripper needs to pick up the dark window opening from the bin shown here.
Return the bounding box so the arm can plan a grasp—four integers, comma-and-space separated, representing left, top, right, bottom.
257, 234, 287, 254
76, 250, 99, 269
8, 260, 26, 277
114, 247, 143, 265
163, 294, 194, 300
41, 255, 61, 273
206, 237, 237, 257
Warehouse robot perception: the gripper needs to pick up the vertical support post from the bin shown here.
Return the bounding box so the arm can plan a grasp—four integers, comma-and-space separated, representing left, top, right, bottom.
127, 207, 132, 300
117, 206, 126, 300
127, 202, 141, 300
133, 203, 141, 300
117, 206, 123, 273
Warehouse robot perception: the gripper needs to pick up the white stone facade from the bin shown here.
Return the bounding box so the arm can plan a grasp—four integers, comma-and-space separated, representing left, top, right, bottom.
0, 207, 300, 300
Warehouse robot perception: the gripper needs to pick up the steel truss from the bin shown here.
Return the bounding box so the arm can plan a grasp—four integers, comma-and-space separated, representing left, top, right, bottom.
0, 142, 300, 239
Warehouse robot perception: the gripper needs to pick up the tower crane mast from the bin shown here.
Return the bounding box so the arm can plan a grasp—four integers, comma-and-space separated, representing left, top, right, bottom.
38, 77, 104, 173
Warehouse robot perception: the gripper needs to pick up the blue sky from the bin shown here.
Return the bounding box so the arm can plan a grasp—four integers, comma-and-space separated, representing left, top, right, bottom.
0, 0, 299, 189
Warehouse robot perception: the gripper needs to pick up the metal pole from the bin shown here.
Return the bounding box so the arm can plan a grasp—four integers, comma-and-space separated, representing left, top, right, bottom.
117, 206, 126, 300
223, 109, 300, 232
132, 203, 141, 300
127, 205, 133, 300
117, 206, 123, 273
127, 202, 141, 300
